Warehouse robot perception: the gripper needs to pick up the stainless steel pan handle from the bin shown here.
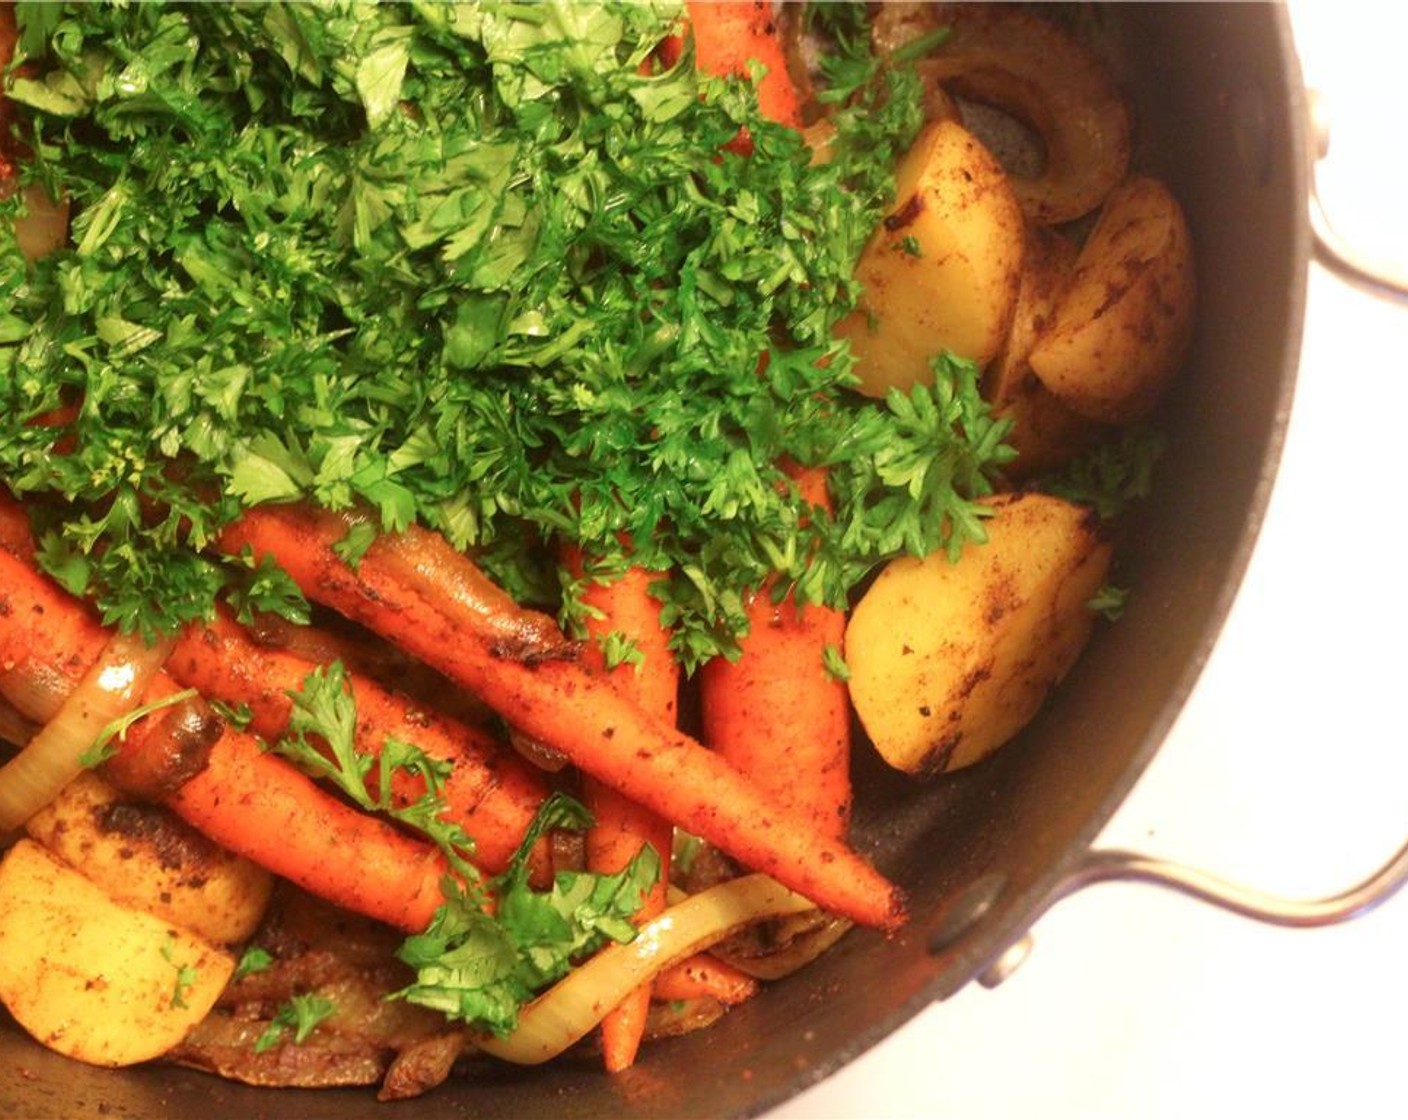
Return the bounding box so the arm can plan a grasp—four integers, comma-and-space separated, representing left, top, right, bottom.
970, 835, 1408, 990
962, 89, 1408, 991
1307, 89, 1408, 300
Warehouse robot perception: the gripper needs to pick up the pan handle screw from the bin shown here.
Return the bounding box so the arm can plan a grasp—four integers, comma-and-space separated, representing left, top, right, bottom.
977, 934, 1033, 988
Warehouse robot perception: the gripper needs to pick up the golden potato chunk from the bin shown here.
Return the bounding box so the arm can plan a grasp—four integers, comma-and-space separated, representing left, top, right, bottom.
985, 224, 1108, 478
835, 119, 1025, 395
846, 493, 1112, 774
1027, 176, 1196, 423
25, 770, 273, 946
0, 839, 235, 1067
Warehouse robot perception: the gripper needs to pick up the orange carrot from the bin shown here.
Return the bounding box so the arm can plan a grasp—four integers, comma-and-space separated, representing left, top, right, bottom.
683, 25, 855, 843
166, 610, 551, 879
0, 489, 34, 555
673, 1, 803, 129
563, 544, 679, 1072
698, 465, 852, 841
0, 547, 450, 932
653, 953, 758, 1006
161, 711, 449, 933
219, 505, 907, 932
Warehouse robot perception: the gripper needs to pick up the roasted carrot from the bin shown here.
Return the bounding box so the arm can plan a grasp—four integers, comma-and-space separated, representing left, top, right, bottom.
219, 505, 907, 932
698, 465, 852, 841
161, 710, 449, 934
166, 610, 551, 878
0, 489, 33, 555
653, 953, 758, 1007
563, 544, 679, 1072
0, 547, 450, 932
665, 1, 803, 129
681, 28, 855, 844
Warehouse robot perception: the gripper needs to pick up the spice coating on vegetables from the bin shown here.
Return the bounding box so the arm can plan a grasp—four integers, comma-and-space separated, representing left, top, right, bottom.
0, 0, 1197, 1100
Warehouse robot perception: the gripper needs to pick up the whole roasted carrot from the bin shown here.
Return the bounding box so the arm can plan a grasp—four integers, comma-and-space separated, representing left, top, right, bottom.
698, 465, 852, 841
219, 505, 907, 933
563, 544, 679, 1072
166, 610, 550, 879
0, 548, 449, 933
683, 26, 855, 843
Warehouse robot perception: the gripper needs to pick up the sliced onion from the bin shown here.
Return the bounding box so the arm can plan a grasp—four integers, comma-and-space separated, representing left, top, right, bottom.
0, 697, 35, 751
0, 654, 73, 724
710, 910, 853, 981
0, 633, 172, 831
474, 875, 815, 1065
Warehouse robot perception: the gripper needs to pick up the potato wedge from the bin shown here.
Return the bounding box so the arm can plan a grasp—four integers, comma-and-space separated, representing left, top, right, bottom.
1028, 176, 1197, 423
846, 493, 1112, 774
986, 224, 1108, 477
0, 839, 235, 1067
25, 770, 273, 946
835, 119, 1024, 396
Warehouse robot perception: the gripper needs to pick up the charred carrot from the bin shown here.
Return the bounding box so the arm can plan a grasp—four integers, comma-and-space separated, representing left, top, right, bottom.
563, 544, 679, 1072
0, 489, 33, 555
166, 610, 551, 878
653, 953, 759, 1007
0, 547, 449, 932
699, 465, 852, 842
219, 505, 907, 932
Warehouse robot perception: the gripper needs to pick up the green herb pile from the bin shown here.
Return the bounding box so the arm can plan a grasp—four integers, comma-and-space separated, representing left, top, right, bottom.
271, 663, 658, 1037
0, 0, 1008, 665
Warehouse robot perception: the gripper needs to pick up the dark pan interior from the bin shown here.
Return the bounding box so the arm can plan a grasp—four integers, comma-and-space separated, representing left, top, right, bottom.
0, 5, 1308, 1118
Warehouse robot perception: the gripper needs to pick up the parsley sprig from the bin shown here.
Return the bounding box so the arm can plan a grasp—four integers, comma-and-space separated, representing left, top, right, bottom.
395, 792, 659, 1037
269, 661, 481, 881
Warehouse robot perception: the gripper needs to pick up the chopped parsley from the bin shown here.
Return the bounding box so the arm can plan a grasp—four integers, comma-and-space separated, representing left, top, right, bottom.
0, 1, 1007, 667
161, 932, 199, 1011
233, 945, 275, 982
394, 792, 658, 1037
253, 993, 337, 1054
270, 664, 658, 1037
269, 660, 482, 881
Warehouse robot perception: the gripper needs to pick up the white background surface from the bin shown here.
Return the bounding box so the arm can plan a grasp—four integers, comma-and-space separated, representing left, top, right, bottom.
779, 4, 1408, 1118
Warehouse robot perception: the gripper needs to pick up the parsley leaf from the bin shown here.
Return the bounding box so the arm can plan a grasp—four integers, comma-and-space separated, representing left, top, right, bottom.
269, 661, 480, 882
394, 792, 659, 1037
253, 994, 337, 1054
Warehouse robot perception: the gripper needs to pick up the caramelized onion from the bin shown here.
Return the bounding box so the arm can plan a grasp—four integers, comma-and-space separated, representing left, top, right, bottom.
0, 633, 172, 831
890, 8, 1131, 225
475, 875, 815, 1065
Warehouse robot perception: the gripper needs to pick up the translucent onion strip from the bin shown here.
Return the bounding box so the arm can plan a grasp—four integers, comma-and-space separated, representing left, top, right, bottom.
0, 633, 173, 831
475, 874, 817, 1065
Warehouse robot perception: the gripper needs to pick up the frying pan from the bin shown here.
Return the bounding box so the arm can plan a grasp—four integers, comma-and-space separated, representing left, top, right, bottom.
0, 4, 1315, 1117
